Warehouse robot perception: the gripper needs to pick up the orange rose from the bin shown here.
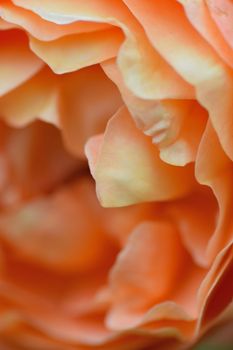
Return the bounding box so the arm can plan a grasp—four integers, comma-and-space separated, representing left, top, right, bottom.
0, 1, 232, 349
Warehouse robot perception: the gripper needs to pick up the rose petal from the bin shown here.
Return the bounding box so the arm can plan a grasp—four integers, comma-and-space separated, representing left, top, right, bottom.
207, 0, 233, 50
196, 122, 233, 262
102, 59, 204, 166
59, 65, 122, 158
0, 121, 79, 205
30, 27, 124, 73
0, 29, 43, 96
179, 0, 233, 69
123, 0, 233, 162
86, 107, 195, 207
106, 221, 184, 329
1, 2, 109, 41
0, 179, 107, 271
0, 67, 59, 127
166, 187, 218, 267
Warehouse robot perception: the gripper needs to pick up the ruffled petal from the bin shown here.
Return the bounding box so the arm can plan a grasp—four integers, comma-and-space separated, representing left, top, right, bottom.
196, 123, 233, 262
179, 0, 233, 69
1, 2, 109, 41
85, 107, 195, 207
30, 28, 124, 74
106, 221, 184, 329
102, 59, 205, 166
123, 0, 233, 162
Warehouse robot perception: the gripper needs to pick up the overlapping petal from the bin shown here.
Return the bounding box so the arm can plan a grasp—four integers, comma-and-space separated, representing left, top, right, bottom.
0, 1, 232, 349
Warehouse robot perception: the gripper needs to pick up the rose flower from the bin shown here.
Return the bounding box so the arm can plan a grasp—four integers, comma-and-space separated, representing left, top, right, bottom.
0, 1, 232, 349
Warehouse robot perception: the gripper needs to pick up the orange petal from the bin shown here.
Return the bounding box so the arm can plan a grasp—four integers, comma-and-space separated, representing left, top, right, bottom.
179, 0, 233, 68
123, 0, 233, 162
0, 67, 59, 127
1, 2, 110, 41
0, 29, 43, 96
207, 0, 233, 50
59, 65, 122, 158
196, 122, 233, 263
197, 242, 233, 331
106, 221, 184, 329
166, 187, 218, 267
30, 27, 124, 73
0, 178, 108, 272
0, 120, 79, 206
18, 0, 194, 99
102, 60, 202, 166
86, 107, 195, 207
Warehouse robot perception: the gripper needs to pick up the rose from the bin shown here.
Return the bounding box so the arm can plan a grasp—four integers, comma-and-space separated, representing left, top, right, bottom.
0, 0, 232, 349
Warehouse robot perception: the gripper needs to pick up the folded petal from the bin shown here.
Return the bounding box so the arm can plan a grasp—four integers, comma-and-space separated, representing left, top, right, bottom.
0, 29, 43, 96
59, 65, 122, 158
179, 0, 233, 69
196, 123, 233, 263
103, 59, 205, 166
85, 107, 196, 207
106, 221, 184, 329
1, 2, 109, 41
123, 0, 233, 162
30, 28, 124, 74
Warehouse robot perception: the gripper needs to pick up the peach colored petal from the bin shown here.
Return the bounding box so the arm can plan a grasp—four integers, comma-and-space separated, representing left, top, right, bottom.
102, 202, 157, 246
154, 101, 207, 166
0, 121, 79, 206
0, 282, 176, 349
104, 222, 206, 340
59, 65, 122, 158
0, 29, 43, 96
0, 179, 106, 271
106, 221, 185, 330
196, 123, 233, 262
207, 0, 233, 49
30, 28, 124, 74
11, 0, 131, 25
166, 187, 218, 267
86, 107, 196, 207
17, 0, 194, 99
0, 67, 59, 127
102, 59, 202, 166
179, 0, 233, 69
197, 242, 233, 332
123, 0, 233, 162
0, 18, 17, 30
0, 2, 110, 41
117, 27, 195, 101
